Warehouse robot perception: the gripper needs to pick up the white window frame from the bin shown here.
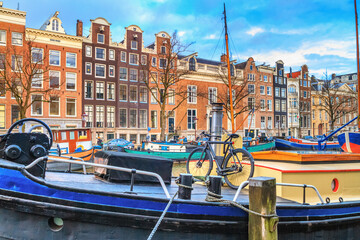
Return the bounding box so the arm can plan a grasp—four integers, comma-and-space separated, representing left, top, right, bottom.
119, 67, 127, 81
66, 52, 77, 68
208, 87, 217, 104
84, 80, 94, 99
139, 87, 148, 103
31, 48, 43, 64
119, 108, 127, 128
85, 62, 92, 75
95, 47, 106, 61
107, 82, 115, 101
151, 89, 157, 104
168, 89, 175, 105
129, 53, 139, 65
32, 70, 43, 88
260, 85, 265, 95
248, 84, 255, 94
97, 33, 105, 44
152, 57, 157, 67
0, 30, 6, 46
267, 86, 272, 96
49, 50, 60, 66
66, 72, 77, 91
119, 84, 127, 102
85, 45, 92, 57
95, 64, 106, 78
109, 49, 115, 60
129, 85, 138, 102
131, 41, 138, 50
121, 51, 126, 62
96, 81, 105, 100
129, 68, 138, 82
187, 85, 197, 104
49, 70, 60, 89
49, 96, 60, 117
129, 109, 138, 128
31, 95, 43, 116
109, 65, 115, 78
12, 32, 23, 46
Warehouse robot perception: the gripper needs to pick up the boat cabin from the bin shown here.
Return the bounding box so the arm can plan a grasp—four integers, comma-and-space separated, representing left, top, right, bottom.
51, 128, 92, 154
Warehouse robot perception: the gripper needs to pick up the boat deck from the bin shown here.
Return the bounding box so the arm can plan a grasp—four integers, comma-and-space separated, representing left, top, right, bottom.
44, 171, 298, 205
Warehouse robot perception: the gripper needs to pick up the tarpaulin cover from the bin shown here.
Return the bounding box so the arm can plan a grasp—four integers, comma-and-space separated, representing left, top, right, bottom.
94, 151, 173, 184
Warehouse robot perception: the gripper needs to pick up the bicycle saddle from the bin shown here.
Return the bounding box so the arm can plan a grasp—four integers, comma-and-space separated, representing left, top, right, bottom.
228, 133, 239, 138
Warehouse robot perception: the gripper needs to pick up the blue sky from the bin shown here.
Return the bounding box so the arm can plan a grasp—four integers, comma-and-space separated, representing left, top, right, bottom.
6, 0, 358, 78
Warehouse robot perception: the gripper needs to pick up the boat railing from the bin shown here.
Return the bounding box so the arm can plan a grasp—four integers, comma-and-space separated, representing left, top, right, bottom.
233, 181, 325, 204
25, 156, 171, 199
49, 155, 88, 174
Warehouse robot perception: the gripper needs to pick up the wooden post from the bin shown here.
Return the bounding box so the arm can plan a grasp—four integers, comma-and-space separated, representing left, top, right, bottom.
248, 177, 278, 240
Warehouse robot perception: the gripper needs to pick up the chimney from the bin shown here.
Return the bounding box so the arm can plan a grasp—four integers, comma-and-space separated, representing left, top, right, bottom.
0, 2, 3, 7
289, 67, 292, 78
76, 20, 83, 37
220, 54, 227, 63
331, 73, 336, 80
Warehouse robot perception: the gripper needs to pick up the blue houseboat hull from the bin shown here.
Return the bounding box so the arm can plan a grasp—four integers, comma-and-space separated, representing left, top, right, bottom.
275, 138, 341, 151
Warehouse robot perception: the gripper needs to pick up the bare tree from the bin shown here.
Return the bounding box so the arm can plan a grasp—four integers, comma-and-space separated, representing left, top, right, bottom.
313, 73, 357, 131
140, 31, 193, 141
0, 36, 59, 120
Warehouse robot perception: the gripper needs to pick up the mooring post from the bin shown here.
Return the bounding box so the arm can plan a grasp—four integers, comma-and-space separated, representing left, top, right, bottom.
207, 175, 222, 195
178, 173, 193, 200
248, 177, 278, 240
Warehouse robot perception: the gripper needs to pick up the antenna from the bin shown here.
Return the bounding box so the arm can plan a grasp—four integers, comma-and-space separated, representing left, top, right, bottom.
17, 2, 19, 10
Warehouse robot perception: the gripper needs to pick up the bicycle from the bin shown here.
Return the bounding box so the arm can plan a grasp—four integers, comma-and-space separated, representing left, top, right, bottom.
186, 132, 254, 189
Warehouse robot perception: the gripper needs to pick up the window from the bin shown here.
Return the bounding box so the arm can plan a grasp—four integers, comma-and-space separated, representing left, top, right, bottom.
264, 75, 268, 82
12, 32, 22, 45
139, 70, 148, 83
248, 84, 255, 94
303, 80, 307, 87
96, 82, 104, 99
107, 83, 115, 100
129, 53, 138, 65
119, 85, 127, 101
129, 109, 137, 128
66, 72, 76, 90
152, 57, 157, 67
0, 54, 5, 70
49, 50, 60, 66
151, 72, 158, 83
151, 89, 157, 103
49, 96, 60, 116
11, 105, 20, 124
208, 87, 217, 104
319, 110, 322, 120
275, 87, 280, 97
260, 86, 265, 95
85, 62, 92, 75
52, 19, 59, 31
11, 55, 22, 71
95, 64, 105, 78
267, 100, 272, 111
151, 111, 157, 128
187, 85, 197, 103
281, 88, 286, 98
0, 80, 4, 97
96, 106, 104, 127
119, 67, 127, 80
139, 110, 147, 128
260, 99, 265, 111
275, 99, 280, 112
140, 87, 148, 103
160, 58, 167, 69
32, 48, 43, 64
85, 46, 92, 57
131, 41, 138, 50
129, 86, 137, 102
261, 116, 265, 129
248, 97, 255, 110
97, 34, 104, 44
281, 100, 286, 112
230, 64, 234, 76
96, 48, 105, 60
169, 89, 175, 105
109, 65, 115, 77
141, 55, 147, 65
304, 91, 307, 98
189, 57, 196, 71
66, 53, 76, 68
267, 86, 272, 95
0, 30, 6, 45
121, 51, 126, 62
32, 70, 43, 88
279, 69, 283, 76
109, 49, 115, 60
161, 46, 166, 54
119, 109, 127, 128
49, 71, 60, 89
250, 65, 253, 71
187, 109, 196, 130
267, 117, 272, 129
107, 106, 115, 128
0, 105, 4, 129
84, 80, 93, 99
31, 95, 43, 116
247, 74, 255, 81
66, 98, 76, 116
129, 69, 138, 81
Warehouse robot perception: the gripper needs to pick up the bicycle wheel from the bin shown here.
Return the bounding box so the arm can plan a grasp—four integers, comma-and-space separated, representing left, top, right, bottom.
223, 148, 254, 189
186, 147, 213, 178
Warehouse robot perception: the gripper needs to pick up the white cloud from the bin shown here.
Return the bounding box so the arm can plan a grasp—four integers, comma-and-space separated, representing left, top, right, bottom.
204, 34, 217, 40
246, 27, 264, 36
178, 31, 186, 37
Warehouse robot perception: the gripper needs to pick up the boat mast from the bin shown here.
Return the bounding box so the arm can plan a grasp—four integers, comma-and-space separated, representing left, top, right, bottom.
355, 0, 360, 130
224, 3, 235, 133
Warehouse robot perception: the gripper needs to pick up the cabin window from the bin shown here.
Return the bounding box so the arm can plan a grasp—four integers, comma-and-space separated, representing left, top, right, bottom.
78, 130, 88, 139
69, 131, 75, 140
61, 132, 67, 140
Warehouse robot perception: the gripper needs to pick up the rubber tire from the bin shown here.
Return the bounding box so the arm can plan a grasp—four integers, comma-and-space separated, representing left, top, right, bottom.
186, 147, 213, 178
223, 148, 255, 189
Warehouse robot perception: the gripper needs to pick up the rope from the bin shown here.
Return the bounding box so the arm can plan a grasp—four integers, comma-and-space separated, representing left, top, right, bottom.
147, 182, 193, 240
205, 190, 277, 218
